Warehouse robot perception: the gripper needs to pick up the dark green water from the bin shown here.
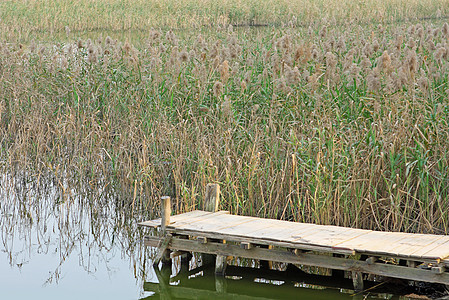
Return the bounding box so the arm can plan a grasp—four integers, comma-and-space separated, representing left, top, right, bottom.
0, 173, 439, 299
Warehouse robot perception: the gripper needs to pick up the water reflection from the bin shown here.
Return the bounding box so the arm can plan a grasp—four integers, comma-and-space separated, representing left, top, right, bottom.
143, 260, 412, 300
0, 171, 152, 298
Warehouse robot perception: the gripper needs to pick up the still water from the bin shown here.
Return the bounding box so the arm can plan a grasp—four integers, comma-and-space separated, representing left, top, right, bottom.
0, 174, 435, 299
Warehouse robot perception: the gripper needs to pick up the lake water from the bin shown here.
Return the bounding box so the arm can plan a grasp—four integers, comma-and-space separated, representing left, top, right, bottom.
0, 173, 437, 299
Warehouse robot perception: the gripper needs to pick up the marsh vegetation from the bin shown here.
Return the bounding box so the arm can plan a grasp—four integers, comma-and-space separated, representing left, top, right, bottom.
1, 0, 449, 297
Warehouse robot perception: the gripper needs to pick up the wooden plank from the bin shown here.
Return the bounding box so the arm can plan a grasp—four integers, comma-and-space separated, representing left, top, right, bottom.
162, 228, 355, 255
412, 238, 449, 259
168, 211, 230, 228
173, 216, 317, 245
144, 236, 449, 285
138, 219, 161, 228
216, 218, 279, 236
406, 236, 449, 259
138, 210, 214, 228
358, 233, 422, 256
173, 214, 260, 232
383, 234, 445, 258
262, 224, 320, 240
335, 231, 410, 254
287, 227, 370, 248
248, 221, 317, 242
172, 213, 364, 252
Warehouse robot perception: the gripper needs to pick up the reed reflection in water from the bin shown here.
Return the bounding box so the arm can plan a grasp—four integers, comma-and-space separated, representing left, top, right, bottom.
143, 258, 409, 300
0, 172, 153, 298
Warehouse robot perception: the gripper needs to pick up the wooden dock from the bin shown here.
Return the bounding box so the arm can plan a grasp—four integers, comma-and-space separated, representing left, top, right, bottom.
139, 184, 449, 291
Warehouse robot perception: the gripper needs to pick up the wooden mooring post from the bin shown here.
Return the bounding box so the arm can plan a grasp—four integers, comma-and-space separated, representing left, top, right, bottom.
153, 196, 172, 267
143, 183, 449, 292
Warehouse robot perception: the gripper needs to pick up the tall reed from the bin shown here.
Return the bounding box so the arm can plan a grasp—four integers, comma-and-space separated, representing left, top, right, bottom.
1, 19, 449, 234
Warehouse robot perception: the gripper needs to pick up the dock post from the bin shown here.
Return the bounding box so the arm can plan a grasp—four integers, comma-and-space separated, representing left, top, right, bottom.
260, 245, 273, 269
161, 196, 171, 234
153, 196, 172, 267
351, 271, 364, 292
204, 183, 220, 212
215, 255, 227, 276
202, 183, 226, 274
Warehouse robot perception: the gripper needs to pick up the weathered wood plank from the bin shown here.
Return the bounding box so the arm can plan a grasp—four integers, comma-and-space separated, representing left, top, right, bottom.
138, 210, 215, 228
168, 211, 230, 228
241, 221, 318, 243
412, 238, 449, 259
164, 228, 355, 255
384, 234, 446, 258
144, 236, 449, 285
174, 214, 260, 232
408, 236, 446, 259
335, 231, 410, 254
216, 218, 277, 236
287, 227, 370, 248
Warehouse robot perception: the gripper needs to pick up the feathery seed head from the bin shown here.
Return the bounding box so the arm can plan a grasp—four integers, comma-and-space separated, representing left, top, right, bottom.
366, 71, 380, 92
123, 41, 132, 54
105, 36, 113, 46
406, 50, 418, 74
443, 23, 449, 38
435, 47, 447, 62
179, 49, 189, 62
417, 76, 429, 92
372, 39, 380, 52
218, 60, 230, 82
240, 80, 247, 91
319, 25, 327, 38
286, 65, 301, 85
360, 55, 372, 71
336, 37, 346, 52
222, 95, 231, 118
213, 81, 223, 97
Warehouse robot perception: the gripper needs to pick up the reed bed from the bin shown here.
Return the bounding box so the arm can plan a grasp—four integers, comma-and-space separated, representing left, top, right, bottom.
1, 13, 449, 234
